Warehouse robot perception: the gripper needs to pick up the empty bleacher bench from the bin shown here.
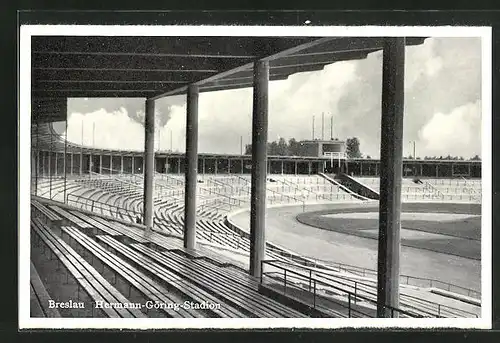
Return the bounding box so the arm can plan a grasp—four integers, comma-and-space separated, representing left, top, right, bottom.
61, 226, 205, 318
31, 199, 63, 227
30, 261, 61, 318
31, 218, 146, 318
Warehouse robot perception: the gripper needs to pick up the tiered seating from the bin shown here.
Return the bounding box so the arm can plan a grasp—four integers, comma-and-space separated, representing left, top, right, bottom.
40, 172, 366, 255
424, 178, 481, 202
36, 172, 363, 255
61, 226, 205, 318
261, 260, 479, 318
267, 174, 359, 202
31, 196, 310, 317
31, 218, 147, 318
355, 177, 481, 203
130, 242, 307, 317
34, 178, 84, 202
30, 195, 479, 318
30, 261, 61, 317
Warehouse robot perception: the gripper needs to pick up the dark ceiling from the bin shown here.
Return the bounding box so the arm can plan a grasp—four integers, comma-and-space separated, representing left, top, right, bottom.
32, 36, 426, 99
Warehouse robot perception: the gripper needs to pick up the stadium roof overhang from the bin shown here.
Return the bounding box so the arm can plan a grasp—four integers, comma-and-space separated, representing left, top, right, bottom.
31, 35, 426, 122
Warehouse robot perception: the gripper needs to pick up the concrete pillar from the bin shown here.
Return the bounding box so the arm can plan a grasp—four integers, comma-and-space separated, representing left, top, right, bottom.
420, 164, 423, 176
99, 154, 103, 174
41, 152, 45, 177
214, 158, 218, 175
294, 161, 298, 175
468, 163, 471, 177
436, 164, 439, 178
360, 162, 364, 176
202, 158, 206, 174
177, 157, 181, 174
377, 37, 405, 318
249, 60, 269, 278
143, 99, 155, 231
228, 159, 232, 174
281, 160, 284, 174
48, 152, 52, 177
120, 156, 124, 174
241, 159, 244, 174
45, 152, 49, 176
109, 154, 113, 174
62, 151, 66, 179
132, 156, 135, 174
54, 153, 58, 177
308, 161, 312, 175
36, 151, 40, 179
184, 85, 199, 250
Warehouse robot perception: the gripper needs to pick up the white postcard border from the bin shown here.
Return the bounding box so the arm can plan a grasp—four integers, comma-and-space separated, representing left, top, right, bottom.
19, 24, 492, 330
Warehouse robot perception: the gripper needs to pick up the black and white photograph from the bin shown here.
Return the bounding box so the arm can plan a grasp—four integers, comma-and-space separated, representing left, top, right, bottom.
19, 24, 491, 329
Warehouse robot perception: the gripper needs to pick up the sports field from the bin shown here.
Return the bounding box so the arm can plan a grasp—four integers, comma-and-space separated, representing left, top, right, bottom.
230, 201, 481, 292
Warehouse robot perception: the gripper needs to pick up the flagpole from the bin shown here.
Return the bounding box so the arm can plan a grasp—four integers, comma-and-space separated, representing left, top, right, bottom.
80, 120, 83, 176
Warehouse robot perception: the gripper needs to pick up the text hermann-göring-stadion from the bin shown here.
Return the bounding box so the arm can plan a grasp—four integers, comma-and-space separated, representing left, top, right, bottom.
48, 299, 222, 311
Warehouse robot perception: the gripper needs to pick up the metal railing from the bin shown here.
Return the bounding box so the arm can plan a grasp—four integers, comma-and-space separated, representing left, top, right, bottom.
264, 244, 481, 299
66, 193, 142, 219
261, 260, 425, 318
199, 230, 247, 250
155, 172, 184, 186
323, 152, 346, 159
198, 196, 246, 213
261, 259, 478, 318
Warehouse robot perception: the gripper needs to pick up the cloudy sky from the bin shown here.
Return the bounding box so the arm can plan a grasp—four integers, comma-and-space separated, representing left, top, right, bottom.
59, 37, 482, 159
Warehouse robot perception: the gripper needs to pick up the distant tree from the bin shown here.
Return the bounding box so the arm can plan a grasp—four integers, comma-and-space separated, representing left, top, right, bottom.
276, 137, 288, 156
288, 138, 300, 156
470, 155, 481, 161
366, 155, 371, 159
346, 137, 362, 158
244, 144, 252, 155
268, 141, 279, 155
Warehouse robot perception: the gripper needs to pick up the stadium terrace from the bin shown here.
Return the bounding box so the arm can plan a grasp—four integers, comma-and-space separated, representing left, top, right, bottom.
26, 34, 483, 324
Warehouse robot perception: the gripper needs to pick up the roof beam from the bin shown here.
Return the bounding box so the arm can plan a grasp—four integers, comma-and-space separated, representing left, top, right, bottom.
199, 83, 254, 93
295, 37, 426, 55
32, 90, 152, 98
33, 54, 252, 72
33, 69, 215, 82
199, 73, 291, 92
36, 80, 188, 84
270, 49, 372, 67
31, 36, 317, 59
34, 67, 218, 73
33, 50, 258, 59
202, 73, 289, 87
150, 37, 340, 100
33, 89, 158, 93
34, 81, 187, 91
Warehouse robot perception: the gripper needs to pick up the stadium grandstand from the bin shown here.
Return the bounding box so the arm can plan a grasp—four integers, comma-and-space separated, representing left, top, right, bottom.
27, 35, 482, 321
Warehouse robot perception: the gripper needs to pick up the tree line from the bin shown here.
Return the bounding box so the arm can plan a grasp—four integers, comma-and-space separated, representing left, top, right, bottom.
244, 137, 362, 157
244, 136, 481, 161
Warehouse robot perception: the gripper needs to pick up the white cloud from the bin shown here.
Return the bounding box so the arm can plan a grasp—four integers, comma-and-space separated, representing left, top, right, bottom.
425, 56, 444, 77
418, 100, 481, 158
60, 37, 481, 159
66, 108, 145, 151
163, 104, 186, 152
